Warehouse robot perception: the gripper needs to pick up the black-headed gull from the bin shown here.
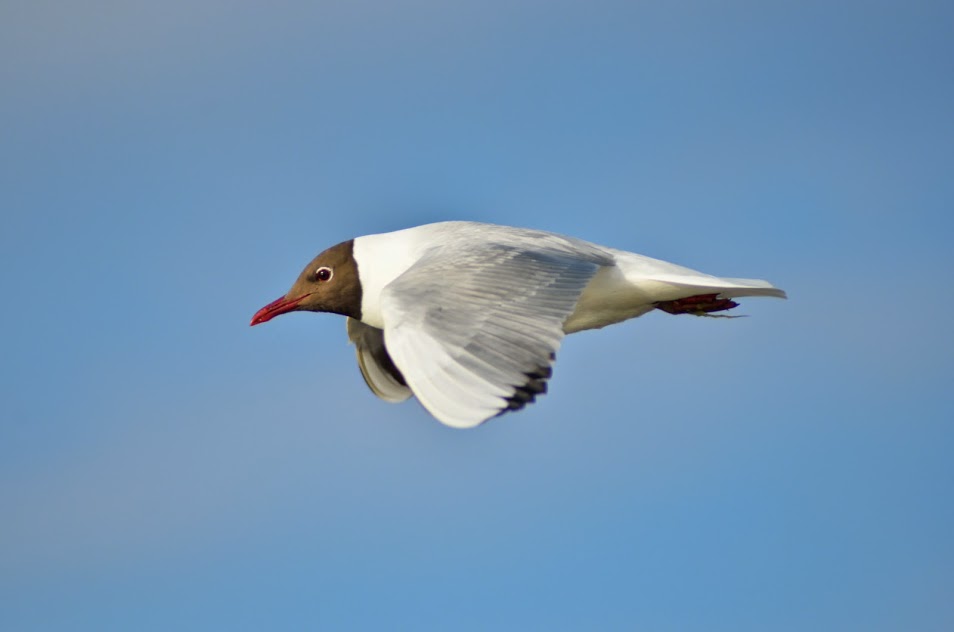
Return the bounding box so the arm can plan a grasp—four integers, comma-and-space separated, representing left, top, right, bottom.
251, 221, 785, 428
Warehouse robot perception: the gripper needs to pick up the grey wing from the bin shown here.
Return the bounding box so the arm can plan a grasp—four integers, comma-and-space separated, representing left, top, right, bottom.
346, 317, 412, 403
380, 243, 611, 428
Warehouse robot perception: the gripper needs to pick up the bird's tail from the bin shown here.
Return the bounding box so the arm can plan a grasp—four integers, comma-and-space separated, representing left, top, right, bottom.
609, 249, 787, 315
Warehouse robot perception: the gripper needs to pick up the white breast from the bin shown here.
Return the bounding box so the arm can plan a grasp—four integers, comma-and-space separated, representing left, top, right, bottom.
351, 228, 429, 329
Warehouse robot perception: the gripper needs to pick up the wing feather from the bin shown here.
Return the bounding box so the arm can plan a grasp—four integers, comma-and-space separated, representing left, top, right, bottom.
380, 243, 610, 427
346, 318, 412, 403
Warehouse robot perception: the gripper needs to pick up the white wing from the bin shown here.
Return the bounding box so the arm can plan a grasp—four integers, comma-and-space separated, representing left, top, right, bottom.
379, 242, 612, 428
346, 317, 412, 403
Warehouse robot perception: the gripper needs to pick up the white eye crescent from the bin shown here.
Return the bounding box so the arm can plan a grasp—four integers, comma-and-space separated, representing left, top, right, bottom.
315, 267, 333, 282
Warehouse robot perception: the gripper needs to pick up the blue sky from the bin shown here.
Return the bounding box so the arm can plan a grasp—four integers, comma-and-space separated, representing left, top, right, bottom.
1, 1, 952, 630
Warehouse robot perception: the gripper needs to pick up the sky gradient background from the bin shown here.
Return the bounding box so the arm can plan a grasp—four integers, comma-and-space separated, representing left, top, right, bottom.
2, 1, 952, 630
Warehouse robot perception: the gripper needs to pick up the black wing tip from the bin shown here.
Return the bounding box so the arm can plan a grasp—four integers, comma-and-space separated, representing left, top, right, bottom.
497, 362, 554, 415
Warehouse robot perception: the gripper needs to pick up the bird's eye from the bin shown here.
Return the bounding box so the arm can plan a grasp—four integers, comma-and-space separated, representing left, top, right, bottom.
315, 267, 333, 282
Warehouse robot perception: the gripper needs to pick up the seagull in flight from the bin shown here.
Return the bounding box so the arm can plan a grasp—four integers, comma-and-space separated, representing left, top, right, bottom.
251, 221, 785, 428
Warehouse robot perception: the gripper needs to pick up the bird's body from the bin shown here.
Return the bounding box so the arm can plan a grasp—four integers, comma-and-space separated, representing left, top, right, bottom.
252, 221, 785, 427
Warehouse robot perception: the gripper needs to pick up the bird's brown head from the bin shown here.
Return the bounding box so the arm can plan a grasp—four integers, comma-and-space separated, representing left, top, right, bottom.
250, 239, 362, 326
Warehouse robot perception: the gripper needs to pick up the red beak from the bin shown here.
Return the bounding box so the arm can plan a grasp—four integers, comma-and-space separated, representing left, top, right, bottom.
250, 294, 308, 326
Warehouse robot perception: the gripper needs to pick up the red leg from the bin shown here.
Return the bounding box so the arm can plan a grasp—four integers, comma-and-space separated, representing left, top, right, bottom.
655, 293, 740, 315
